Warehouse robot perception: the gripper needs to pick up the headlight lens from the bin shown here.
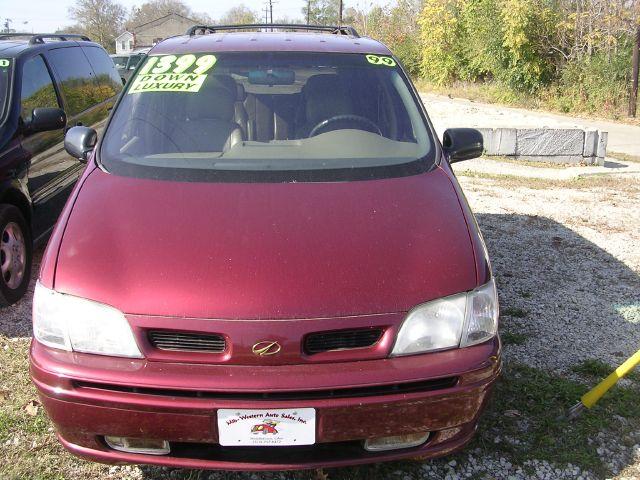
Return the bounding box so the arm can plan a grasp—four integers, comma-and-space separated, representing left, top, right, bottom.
392, 278, 498, 356
33, 282, 143, 358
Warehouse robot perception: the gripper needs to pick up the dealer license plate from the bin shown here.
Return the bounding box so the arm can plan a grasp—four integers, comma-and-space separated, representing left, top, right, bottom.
217, 408, 316, 446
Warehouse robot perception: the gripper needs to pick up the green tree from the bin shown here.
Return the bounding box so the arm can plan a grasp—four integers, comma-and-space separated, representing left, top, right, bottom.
354, 0, 422, 76
418, 0, 465, 84
302, 0, 340, 25
498, 0, 557, 91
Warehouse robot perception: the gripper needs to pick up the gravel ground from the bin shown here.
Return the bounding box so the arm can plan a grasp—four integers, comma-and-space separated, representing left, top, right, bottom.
452, 171, 640, 375
1, 166, 639, 480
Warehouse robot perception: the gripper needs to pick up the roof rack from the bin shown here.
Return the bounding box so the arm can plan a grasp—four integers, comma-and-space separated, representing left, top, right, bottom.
0, 33, 91, 45
185, 24, 360, 38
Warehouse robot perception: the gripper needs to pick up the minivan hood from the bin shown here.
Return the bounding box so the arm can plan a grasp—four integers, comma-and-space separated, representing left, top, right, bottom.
54, 167, 477, 319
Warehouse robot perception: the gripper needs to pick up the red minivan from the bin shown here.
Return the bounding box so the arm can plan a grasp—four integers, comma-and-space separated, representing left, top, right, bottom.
30, 24, 501, 470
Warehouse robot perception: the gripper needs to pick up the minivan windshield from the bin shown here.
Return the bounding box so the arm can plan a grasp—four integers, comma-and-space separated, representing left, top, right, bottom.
101, 52, 433, 181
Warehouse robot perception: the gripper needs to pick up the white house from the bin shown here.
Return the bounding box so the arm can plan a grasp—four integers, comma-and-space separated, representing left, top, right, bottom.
113, 13, 196, 54
115, 31, 134, 55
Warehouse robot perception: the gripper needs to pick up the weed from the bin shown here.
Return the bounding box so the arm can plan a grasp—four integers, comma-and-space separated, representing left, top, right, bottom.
501, 331, 529, 346
502, 307, 528, 318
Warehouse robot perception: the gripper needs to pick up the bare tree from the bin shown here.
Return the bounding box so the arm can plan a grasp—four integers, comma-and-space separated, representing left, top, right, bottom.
68, 0, 126, 49
126, 0, 211, 29
219, 5, 259, 25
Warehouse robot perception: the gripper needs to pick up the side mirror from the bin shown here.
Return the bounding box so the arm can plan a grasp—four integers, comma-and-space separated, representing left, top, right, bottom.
65, 126, 97, 163
27, 107, 66, 133
442, 128, 484, 163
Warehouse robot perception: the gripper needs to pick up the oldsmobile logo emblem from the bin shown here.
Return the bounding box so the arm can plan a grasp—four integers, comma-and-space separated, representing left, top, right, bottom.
251, 341, 282, 356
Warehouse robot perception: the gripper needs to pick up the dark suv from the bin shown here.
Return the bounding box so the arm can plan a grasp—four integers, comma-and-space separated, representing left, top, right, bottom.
0, 33, 122, 305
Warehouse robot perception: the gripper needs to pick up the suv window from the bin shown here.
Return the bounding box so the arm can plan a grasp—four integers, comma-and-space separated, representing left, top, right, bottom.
102, 52, 433, 182
0, 57, 10, 120
20, 55, 60, 121
82, 46, 123, 99
48, 47, 96, 116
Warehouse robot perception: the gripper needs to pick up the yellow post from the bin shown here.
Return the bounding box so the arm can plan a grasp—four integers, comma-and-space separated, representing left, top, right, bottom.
581, 348, 640, 409
567, 348, 640, 420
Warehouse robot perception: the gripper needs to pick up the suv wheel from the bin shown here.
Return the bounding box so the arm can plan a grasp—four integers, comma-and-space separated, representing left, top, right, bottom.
0, 205, 32, 306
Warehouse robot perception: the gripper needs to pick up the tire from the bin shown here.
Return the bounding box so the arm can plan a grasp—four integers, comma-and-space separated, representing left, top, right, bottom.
0, 204, 32, 306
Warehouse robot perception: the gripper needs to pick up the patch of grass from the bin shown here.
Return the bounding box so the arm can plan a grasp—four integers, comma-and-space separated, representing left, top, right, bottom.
502, 307, 529, 318
457, 170, 640, 193
474, 363, 640, 477
501, 331, 529, 346
0, 337, 106, 480
608, 151, 640, 163
483, 155, 569, 169
572, 358, 640, 383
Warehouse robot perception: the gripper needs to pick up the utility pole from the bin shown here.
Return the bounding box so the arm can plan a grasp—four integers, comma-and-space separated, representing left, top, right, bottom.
338, 0, 343, 25
269, 0, 273, 25
629, 24, 640, 118
306, 0, 310, 25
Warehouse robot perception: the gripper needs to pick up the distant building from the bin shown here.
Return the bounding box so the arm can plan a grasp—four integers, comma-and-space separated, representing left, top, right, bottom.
115, 31, 134, 54
114, 12, 196, 54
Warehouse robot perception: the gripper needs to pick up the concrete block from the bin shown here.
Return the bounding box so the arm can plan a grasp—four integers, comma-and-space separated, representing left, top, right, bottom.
478, 128, 497, 155
516, 129, 585, 156
495, 128, 517, 155
479, 128, 517, 156
597, 131, 608, 165
583, 130, 598, 158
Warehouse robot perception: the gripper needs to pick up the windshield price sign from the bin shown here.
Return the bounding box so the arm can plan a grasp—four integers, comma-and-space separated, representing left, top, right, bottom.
128, 54, 217, 94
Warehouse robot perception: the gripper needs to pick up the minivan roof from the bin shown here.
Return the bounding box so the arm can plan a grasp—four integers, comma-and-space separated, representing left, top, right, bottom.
151, 31, 392, 56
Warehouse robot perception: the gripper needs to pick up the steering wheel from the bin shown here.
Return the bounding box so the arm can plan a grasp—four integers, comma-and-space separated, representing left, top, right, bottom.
308, 114, 382, 138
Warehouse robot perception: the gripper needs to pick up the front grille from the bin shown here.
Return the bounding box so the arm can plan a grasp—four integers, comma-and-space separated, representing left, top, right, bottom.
304, 327, 383, 354
148, 330, 226, 353
74, 376, 459, 401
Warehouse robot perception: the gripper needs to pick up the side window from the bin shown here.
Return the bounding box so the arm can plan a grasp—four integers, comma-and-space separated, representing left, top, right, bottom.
20, 55, 60, 121
47, 47, 96, 116
82, 46, 123, 99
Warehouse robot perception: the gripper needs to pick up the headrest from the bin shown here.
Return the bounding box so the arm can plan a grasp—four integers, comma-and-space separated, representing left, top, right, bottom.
187, 84, 235, 121
303, 74, 353, 126
236, 82, 246, 101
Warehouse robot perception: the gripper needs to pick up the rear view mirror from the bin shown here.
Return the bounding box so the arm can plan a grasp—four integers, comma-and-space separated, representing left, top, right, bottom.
442, 128, 484, 163
249, 69, 295, 86
27, 108, 66, 133
65, 126, 97, 163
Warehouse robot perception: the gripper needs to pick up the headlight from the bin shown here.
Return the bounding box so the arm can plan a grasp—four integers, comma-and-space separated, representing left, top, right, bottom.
391, 278, 498, 356
33, 282, 143, 358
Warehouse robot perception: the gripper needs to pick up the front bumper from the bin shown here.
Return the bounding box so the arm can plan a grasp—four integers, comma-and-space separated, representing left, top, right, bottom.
30, 338, 501, 470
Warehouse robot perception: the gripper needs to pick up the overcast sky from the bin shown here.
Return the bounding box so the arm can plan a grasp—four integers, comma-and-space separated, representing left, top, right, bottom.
0, 0, 385, 33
